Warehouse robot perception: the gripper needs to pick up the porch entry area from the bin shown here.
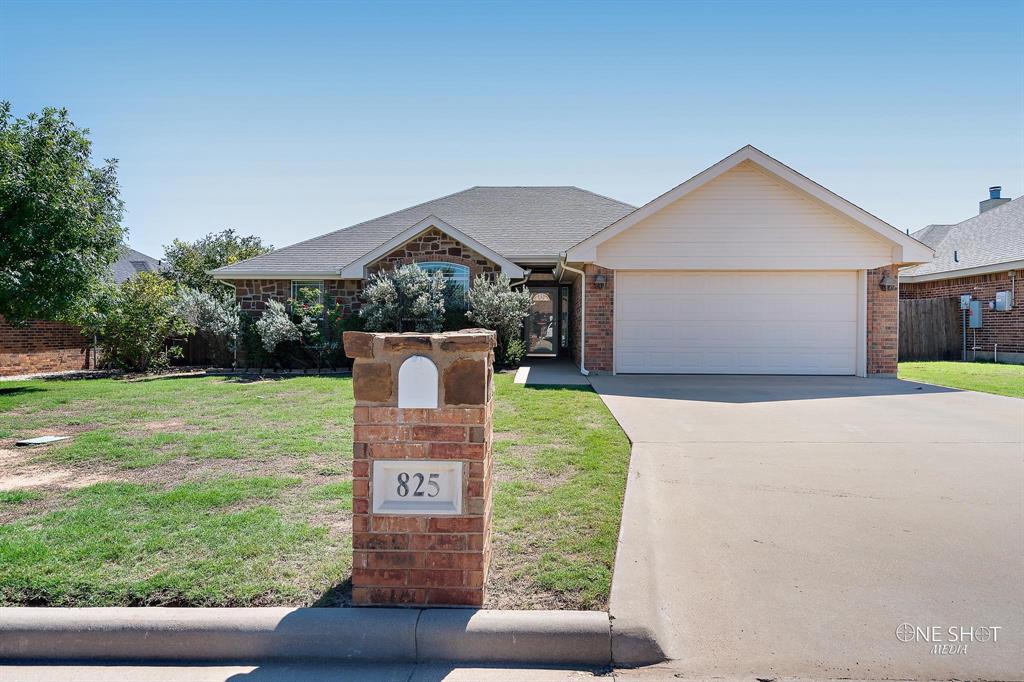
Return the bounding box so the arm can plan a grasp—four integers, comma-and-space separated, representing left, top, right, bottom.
525, 286, 571, 357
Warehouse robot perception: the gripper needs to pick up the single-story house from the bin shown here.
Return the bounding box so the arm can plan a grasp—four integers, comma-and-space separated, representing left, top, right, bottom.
900, 188, 1023, 363
212, 146, 933, 376
0, 247, 162, 376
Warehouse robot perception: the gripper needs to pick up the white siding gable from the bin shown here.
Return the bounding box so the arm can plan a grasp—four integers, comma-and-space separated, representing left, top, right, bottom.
596, 161, 895, 270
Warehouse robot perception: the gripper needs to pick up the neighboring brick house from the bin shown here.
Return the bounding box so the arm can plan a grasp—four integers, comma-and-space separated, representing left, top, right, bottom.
0, 247, 161, 377
900, 189, 1023, 364
213, 146, 932, 377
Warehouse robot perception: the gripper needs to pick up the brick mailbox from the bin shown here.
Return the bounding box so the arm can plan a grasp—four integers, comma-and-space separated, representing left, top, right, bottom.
343, 329, 496, 607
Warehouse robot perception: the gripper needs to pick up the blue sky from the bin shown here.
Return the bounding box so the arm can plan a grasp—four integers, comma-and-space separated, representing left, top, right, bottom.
3, 0, 1022, 258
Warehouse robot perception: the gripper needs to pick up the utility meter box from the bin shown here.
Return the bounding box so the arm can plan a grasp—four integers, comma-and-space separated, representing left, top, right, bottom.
960, 294, 973, 310
969, 300, 983, 328
994, 290, 1013, 311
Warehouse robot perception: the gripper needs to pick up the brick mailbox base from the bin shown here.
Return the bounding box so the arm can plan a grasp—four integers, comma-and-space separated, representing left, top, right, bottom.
344, 329, 495, 607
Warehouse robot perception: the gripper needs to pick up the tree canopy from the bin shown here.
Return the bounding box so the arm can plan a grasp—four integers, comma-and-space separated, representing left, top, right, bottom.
0, 102, 126, 324
162, 229, 272, 293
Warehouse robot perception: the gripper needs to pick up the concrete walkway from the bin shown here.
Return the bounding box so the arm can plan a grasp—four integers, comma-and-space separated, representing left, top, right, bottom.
514, 358, 589, 386
590, 374, 1024, 679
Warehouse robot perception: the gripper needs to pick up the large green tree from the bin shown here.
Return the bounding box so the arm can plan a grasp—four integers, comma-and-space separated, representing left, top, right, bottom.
163, 229, 272, 293
0, 102, 126, 324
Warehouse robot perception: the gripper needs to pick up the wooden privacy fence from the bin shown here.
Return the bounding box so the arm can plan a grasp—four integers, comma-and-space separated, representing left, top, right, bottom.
899, 298, 961, 361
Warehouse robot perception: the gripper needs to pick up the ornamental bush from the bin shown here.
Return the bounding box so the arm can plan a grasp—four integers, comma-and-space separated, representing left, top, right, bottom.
172, 287, 241, 365
466, 273, 531, 366
86, 272, 191, 371
254, 299, 301, 353
360, 264, 462, 333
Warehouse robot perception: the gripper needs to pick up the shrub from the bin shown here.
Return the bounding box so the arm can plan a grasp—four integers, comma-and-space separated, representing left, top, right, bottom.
289, 287, 324, 345
173, 287, 241, 365
466, 273, 531, 365
360, 264, 462, 333
238, 313, 268, 368
88, 272, 191, 371
254, 300, 301, 353
502, 336, 527, 367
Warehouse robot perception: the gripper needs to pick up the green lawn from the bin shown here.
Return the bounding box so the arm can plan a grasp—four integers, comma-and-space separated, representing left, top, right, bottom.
898, 361, 1024, 398
0, 373, 629, 609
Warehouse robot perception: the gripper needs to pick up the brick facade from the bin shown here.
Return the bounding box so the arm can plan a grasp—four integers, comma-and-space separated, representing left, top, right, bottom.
901, 269, 1022, 357
571, 273, 583, 369
0, 316, 92, 377
565, 265, 614, 373
366, 227, 501, 282
866, 265, 899, 375
227, 229, 501, 318
232, 279, 363, 316
584, 265, 614, 373
345, 330, 496, 606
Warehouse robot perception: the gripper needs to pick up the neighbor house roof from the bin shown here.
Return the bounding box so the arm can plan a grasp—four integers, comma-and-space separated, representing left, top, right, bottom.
901, 196, 1024, 282
111, 247, 161, 284
211, 186, 636, 279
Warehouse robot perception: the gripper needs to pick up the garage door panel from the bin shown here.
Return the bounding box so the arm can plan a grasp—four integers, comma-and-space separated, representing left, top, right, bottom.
619, 321, 856, 348
620, 298, 856, 323
615, 271, 857, 374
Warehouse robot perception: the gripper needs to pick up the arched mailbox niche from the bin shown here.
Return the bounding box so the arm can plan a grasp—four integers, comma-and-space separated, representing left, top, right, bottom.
397, 355, 438, 408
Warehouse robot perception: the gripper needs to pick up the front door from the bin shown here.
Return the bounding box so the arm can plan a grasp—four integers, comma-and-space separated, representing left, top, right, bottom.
526, 287, 558, 356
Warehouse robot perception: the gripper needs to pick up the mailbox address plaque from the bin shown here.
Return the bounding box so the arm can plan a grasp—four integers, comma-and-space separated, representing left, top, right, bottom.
371, 460, 463, 515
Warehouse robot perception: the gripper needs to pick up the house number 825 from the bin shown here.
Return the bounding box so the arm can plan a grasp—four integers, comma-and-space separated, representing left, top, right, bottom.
396, 472, 440, 498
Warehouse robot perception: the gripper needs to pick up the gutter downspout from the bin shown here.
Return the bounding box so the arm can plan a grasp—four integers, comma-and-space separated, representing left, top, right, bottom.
510, 269, 531, 288
558, 255, 588, 376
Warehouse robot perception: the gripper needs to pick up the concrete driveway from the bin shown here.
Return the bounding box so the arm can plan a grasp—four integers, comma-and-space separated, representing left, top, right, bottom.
589, 375, 1024, 680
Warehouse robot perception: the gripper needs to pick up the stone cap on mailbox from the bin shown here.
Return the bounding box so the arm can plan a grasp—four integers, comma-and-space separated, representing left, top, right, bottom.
344, 329, 496, 408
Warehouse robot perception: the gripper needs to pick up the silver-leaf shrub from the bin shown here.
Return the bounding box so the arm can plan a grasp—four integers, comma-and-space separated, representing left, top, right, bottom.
255, 299, 301, 352
360, 264, 455, 333
466, 273, 531, 365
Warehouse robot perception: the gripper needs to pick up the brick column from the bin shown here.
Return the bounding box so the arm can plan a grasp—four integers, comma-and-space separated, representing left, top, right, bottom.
344, 329, 495, 606
867, 265, 899, 375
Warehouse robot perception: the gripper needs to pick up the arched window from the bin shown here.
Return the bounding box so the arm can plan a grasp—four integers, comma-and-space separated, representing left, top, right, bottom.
417, 262, 470, 290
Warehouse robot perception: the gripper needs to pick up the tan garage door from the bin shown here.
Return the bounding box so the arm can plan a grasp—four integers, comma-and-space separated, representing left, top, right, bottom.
615, 271, 858, 374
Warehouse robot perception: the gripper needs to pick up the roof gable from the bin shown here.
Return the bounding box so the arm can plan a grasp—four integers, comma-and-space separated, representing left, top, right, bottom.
339, 216, 525, 279
565, 145, 933, 265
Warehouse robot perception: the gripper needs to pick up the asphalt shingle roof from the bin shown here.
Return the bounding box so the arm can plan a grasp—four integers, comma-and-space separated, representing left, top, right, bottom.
212, 186, 636, 277
111, 247, 161, 284
902, 196, 1024, 277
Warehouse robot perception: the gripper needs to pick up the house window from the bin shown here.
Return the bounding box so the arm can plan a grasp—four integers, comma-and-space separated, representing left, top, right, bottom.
290, 280, 324, 304
417, 262, 470, 290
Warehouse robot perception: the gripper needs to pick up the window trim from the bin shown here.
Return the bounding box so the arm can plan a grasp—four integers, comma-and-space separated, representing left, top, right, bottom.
290, 279, 325, 303
416, 262, 471, 290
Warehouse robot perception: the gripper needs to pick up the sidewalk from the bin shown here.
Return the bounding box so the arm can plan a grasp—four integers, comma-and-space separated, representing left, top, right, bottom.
1, 663, 608, 681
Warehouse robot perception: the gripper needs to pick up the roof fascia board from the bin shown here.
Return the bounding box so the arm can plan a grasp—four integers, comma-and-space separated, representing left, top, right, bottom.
211, 271, 344, 280
338, 215, 525, 279
900, 259, 1024, 283
565, 145, 934, 265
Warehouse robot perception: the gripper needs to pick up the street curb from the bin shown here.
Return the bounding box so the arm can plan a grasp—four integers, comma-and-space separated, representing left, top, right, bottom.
418, 609, 610, 665
0, 607, 612, 666
606, 446, 670, 667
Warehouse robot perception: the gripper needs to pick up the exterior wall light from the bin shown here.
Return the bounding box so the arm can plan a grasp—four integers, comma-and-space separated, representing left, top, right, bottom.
879, 273, 898, 290
594, 273, 607, 289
